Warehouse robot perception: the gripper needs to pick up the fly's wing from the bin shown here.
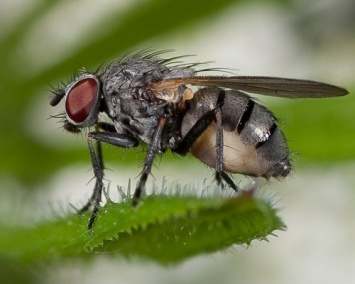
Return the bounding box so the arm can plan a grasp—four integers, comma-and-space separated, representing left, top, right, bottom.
149, 76, 348, 98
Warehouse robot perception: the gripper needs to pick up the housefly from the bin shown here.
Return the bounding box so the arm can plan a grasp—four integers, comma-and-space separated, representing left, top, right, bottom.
50, 51, 348, 230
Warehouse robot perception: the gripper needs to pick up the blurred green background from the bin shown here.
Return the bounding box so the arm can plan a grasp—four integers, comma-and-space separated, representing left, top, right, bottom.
0, 0, 353, 185
0, 0, 354, 283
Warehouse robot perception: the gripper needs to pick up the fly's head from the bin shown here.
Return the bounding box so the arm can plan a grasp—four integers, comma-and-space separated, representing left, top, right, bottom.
50, 73, 101, 133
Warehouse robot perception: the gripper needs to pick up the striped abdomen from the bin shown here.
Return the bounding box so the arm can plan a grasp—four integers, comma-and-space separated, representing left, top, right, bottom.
180, 87, 291, 178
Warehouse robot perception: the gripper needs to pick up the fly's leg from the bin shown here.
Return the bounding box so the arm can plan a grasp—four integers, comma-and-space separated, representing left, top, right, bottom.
175, 90, 239, 192
214, 93, 238, 191
214, 96, 224, 187
173, 109, 216, 155
79, 123, 139, 231
78, 136, 104, 231
132, 116, 167, 207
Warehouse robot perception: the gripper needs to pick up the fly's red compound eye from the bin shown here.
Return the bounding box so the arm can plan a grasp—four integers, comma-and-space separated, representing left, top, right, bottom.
65, 75, 100, 126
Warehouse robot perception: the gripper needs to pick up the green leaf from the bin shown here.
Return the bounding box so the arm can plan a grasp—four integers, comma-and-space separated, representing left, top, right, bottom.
0, 190, 284, 265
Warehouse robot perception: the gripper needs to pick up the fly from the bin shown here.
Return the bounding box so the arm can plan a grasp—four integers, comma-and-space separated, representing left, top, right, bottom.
50, 51, 349, 230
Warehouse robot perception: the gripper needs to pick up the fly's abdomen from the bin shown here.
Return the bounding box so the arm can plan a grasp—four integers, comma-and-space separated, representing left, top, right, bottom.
181, 88, 291, 178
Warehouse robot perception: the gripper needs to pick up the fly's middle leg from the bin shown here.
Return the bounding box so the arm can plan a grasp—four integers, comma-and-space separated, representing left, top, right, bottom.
132, 116, 167, 207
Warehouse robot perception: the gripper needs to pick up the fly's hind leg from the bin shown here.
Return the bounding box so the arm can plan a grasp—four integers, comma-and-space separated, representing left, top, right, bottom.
214, 92, 239, 192
174, 89, 240, 192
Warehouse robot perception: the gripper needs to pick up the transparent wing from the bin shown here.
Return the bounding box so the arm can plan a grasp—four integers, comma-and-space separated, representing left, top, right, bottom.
150, 76, 348, 98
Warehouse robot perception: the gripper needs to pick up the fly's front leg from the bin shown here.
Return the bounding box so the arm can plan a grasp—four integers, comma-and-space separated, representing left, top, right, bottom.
78, 135, 104, 231
79, 126, 139, 231
132, 116, 167, 207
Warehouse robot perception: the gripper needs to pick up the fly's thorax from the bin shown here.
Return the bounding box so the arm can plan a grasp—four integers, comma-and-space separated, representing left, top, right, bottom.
106, 88, 167, 144
180, 87, 291, 178
102, 59, 170, 90
100, 59, 170, 116
99, 59, 184, 145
